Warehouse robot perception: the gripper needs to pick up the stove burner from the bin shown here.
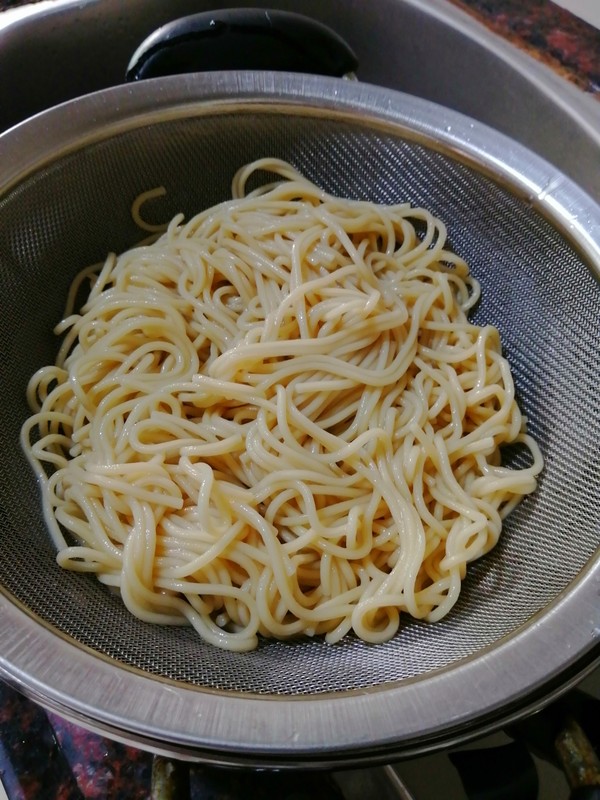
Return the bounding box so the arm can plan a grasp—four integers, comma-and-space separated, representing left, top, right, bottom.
1, 681, 599, 799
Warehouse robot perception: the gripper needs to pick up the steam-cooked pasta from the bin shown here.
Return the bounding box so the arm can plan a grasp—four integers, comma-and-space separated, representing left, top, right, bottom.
21, 158, 543, 652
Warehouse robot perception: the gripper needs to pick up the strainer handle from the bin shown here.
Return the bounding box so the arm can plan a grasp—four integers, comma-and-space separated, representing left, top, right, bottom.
126, 8, 359, 82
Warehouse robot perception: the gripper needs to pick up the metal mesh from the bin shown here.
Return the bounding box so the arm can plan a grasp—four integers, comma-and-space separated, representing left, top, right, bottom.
1, 112, 598, 695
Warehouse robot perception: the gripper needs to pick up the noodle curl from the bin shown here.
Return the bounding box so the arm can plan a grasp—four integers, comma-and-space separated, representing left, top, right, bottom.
21, 158, 543, 652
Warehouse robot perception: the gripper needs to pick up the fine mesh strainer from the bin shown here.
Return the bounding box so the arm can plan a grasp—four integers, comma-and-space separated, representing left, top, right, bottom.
0, 71, 599, 766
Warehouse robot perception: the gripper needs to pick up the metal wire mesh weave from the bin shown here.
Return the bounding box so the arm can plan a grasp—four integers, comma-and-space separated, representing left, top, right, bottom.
1, 109, 599, 697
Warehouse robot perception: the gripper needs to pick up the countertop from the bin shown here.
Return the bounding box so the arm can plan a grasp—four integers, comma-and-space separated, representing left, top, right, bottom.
1, 1, 599, 799
454, 0, 599, 97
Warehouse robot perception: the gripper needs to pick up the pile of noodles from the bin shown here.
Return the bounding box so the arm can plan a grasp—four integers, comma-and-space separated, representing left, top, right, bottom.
21, 158, 542, 652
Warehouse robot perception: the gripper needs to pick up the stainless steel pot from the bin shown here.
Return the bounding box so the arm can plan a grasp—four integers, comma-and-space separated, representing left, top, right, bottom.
2, 0, 600, 204
0, 9, 599, 768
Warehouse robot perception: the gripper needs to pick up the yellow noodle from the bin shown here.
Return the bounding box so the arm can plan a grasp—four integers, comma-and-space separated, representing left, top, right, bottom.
21, 157, 543, 652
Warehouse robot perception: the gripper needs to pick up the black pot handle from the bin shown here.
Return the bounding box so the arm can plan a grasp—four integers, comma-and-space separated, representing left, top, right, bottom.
126, 8, 358, 82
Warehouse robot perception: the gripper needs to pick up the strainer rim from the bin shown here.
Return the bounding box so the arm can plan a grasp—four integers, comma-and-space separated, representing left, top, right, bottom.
1, 69, 599, 761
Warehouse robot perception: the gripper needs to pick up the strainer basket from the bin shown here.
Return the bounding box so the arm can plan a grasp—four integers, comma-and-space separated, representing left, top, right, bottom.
0, 71, 599, 765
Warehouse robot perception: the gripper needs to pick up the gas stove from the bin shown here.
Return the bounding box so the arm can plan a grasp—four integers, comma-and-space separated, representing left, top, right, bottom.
2, 674, 600, 799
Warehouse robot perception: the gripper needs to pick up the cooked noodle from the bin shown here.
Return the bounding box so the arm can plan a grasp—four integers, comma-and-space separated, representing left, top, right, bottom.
21, 158, 543, 652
